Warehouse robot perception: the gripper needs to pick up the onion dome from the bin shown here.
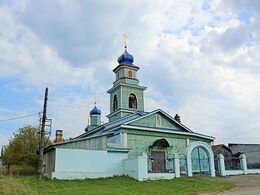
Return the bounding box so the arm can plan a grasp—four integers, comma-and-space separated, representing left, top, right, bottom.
90, 106, 101, 115
117, 50, 134, 65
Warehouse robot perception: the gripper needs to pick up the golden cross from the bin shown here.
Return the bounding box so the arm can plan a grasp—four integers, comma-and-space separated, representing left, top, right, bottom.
123, 33, 128, 50
94, 92, 97, 105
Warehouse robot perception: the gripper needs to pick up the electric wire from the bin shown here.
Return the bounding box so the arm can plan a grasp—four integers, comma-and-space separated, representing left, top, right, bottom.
0, 125, 15, 130
0, 112, 41, 123
50, 114, 76, 130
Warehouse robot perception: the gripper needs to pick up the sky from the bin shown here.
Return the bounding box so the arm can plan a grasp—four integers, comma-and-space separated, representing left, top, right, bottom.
0, 0, 260, 149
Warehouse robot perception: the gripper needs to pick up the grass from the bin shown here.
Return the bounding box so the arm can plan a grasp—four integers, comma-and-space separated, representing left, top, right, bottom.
0, 176, 234, 195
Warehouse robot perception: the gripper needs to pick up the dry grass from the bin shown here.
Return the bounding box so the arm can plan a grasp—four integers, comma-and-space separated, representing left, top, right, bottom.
0, 176, 36, 195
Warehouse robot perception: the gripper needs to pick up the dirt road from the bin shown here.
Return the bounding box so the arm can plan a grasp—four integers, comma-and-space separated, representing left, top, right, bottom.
203, 175, 260, 195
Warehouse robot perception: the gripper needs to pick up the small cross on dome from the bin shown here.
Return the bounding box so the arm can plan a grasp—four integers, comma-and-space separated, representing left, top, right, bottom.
123, 33, 128, 50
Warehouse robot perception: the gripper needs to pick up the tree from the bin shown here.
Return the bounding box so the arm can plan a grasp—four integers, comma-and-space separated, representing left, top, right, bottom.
2, 126, 52, 171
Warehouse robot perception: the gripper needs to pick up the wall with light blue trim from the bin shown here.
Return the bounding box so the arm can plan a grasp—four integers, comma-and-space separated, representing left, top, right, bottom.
123, 156, 148, 181
50, 148, 127, 179
107, 151, 128, 175
55, 149, 108, 173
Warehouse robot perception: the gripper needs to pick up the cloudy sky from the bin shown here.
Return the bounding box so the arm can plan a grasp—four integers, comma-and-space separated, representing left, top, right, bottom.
0, 0, 260, 149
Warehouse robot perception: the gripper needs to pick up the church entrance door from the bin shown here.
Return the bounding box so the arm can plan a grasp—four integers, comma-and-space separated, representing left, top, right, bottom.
151, 151, 166, 173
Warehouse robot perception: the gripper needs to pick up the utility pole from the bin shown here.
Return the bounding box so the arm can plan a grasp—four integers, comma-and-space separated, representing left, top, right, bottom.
37, 87, 48, 180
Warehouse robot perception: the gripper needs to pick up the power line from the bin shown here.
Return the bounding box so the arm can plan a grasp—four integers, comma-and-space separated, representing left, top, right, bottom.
0, 125, 15, 130
0, 112, 41, 123
0, 118, 41, 132
51, 116, 76, 131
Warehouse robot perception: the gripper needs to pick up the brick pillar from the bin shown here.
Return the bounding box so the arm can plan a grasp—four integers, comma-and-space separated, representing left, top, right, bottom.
55, 130, 63, 143
174, 114, 181, 123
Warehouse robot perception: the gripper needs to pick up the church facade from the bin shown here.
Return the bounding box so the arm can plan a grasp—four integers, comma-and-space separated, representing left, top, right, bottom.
43, 48, 216, 180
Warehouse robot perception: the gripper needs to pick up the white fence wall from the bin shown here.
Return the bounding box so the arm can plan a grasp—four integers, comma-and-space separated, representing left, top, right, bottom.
123, 155, 181, 181
218, 154, 260, 176
107, 151, 128, 175
123, 156, 148, 181
48, 148, 127, 179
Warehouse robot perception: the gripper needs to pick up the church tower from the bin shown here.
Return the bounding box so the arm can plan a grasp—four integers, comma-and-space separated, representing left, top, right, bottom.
107, 47, 147, 122
85, 105, 101, 132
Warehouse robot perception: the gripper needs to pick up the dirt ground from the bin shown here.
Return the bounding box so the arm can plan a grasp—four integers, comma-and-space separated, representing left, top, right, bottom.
202, 174, 260, 195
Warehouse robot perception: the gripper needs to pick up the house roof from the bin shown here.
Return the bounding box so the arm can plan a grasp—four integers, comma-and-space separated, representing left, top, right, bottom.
228, 143, 260, 153
212, 144, 232, 153
44, 132, 112, 153
75, 109, 214, 141
75, 111, 145, 139
212, 144, 222, 152
44, 109, 214, 153
229, 143, 260, 147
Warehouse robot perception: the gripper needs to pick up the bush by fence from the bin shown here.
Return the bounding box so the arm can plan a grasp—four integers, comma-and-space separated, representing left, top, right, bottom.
0, 165, 36, 176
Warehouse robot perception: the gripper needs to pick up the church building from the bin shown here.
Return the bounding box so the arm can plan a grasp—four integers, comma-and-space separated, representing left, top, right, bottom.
43, 47, 216, 180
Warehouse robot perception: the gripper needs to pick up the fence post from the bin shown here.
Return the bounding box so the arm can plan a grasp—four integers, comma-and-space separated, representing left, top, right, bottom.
209, 155, 216, 177
240, 154, 247, 174
186, 155, 192, 177
218, 154, 226, 176
174, 154, 180, 178
137, 156, 148, 181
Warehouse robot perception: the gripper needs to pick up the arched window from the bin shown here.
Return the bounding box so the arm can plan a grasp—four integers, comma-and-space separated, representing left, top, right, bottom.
113, 95, 118, 111
128, 70, 132, 78
129, 93, 137, 109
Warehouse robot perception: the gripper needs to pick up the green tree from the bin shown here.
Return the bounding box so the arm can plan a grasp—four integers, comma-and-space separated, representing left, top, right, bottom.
2, 126, 52, 171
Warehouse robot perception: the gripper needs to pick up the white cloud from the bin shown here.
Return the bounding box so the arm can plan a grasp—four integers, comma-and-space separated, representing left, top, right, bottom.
0, 0, 260, 146
0, 135, 9, 149
0, 5, 95, 88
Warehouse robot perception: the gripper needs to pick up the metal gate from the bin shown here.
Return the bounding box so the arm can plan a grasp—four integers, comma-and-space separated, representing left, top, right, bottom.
179, 155, 188, 176
214, 156, 220, 176
192, 146, 210, 176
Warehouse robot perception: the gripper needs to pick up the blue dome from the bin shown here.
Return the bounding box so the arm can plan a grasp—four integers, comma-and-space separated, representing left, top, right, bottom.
117, 50, 134, 65
90, 106, 101, 115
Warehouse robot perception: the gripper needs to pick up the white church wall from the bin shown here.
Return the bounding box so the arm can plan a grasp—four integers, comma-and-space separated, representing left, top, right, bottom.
107, 151, 128, 175
50, 148, 127, 180
123, 156, 148, 181
55, 149, 107, 173
52, 171, 112, 180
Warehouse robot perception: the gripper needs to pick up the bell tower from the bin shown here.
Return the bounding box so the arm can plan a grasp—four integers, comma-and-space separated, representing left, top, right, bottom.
107, 46, 147, 121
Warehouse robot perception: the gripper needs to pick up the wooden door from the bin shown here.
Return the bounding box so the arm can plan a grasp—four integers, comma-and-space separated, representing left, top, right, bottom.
151, 151, 166, 173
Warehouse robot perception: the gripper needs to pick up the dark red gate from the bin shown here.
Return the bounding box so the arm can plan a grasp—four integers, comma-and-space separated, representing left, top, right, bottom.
151, 151, 166, 173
